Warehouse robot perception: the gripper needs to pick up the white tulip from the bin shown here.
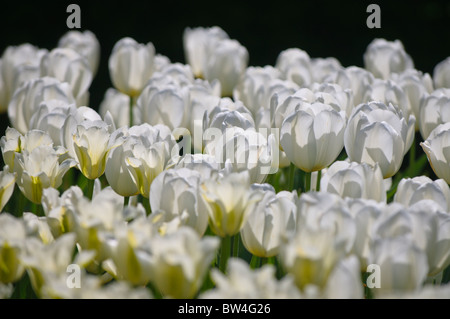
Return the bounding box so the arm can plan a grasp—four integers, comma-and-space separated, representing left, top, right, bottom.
280, 102, 346, 172
108, 37, 155, 97
200, 258, 302, 299
394, 176, 450, 211
149, 168, 209, 236
240, 186, 297, 257
170, 153, 220, 181
420, 122, 450, 184
0, 165, 15, 212
57, 30, 101, 76
310, 57, 342, 83
40, 48, 93, 104
183, 26, 229, 78
324, 255, 364, 299
203, 38, 249, 97
0, 213, 26, 283
418, 89, 450, 140
7, 77, 75, 134
275, 48, 312, 88
147, 227, 220, 299
99, 88, 136, 129
433, 56, 450, 89
320, 161, 386, 202
363, 38, 414, 79
344, 101, 415, 178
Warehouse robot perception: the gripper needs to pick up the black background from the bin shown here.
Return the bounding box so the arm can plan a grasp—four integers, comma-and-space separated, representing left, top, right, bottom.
1, 0, 450, 132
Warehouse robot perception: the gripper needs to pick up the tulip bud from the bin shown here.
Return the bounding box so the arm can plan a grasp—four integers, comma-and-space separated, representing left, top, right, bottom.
108, 37, 155, 97
275, 48, 312, 88
433, 56, 450, 89
418, 89, 450, 140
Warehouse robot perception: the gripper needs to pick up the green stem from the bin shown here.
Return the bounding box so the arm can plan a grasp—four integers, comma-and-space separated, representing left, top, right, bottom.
32, 203, 43, 217
316, 169, 322, 191
129, 96, 134, 128
407, 138, 416, 177
219, 236, 232, 273
304, 171, 311, 192
250, 255, 261, 269
288, 164, 296, 191
124, 196, 129, 208
86, 178, 95, 200
232, 234, 240, 258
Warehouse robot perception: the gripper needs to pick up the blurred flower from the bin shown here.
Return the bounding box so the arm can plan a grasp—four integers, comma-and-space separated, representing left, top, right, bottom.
99, 88, 135, 129
320, 161, 386, 202
433, 56, 450, 89
310, 57, 342, 83
240, 186, 297, 257
57, 30, 101, 76
280, 101, 346, 172
40, 48, 93, 105
323, 255, 363, 299
149, 168, 210, 236
275, 48, 312, 88
418, 89, 450, 140
344, 101, 415, 178
7, 77, 75, 134
394, 176, 450, 211
1, 43, 48, 104
148, 227, 219, 299
200, 258, 302, 299
0, 165, 15, 212
420, 122, 450, 184
183, 26, 229, 78
13, 144, 76, 203
108, 37, 155, 97
0, 213, 26, 283
203, 38, 248, 97
363, 38, 414, 79
201, 171, 259, 237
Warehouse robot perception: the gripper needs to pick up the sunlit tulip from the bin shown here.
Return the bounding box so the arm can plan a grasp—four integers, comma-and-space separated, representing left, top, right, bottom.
394, 176, 450, 211
240, 186, 297, 257
320, 161, 386, 202
99, 88, 135, 129
149, 168, 209, 236
369, 237, 428, 296
420, 122, 450, 184
200, 258, 302, 299
108, 37, 155, 97
0, 165, 15, 212
280, 102, 346, 172
1, 43, 47, 103
433, 56, 450, 89
13, 144, 76, 203
147, 227, 219, 299
344, 101, 415, 178
40, 48, 93, 105
7, 77, 75, 134
203, 38, 248, 97
183, 26, 229, 78
0, 213, 26, 283
275, 48, 312, 88
72, 121, 119, 180
169, 153, 220, 180
418, 89, 450, 140
201, 171, 259, 237
363, 38, 414, 79
58, 30, 101, 76
310, 57, 342, 83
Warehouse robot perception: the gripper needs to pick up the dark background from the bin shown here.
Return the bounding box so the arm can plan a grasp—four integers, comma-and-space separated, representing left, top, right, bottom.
1, 0, 450, 130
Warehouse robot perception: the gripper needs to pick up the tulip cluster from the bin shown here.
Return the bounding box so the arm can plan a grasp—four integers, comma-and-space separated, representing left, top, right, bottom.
1, 27, 450, 300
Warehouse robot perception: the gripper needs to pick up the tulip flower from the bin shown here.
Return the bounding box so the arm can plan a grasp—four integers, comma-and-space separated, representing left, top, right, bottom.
1, 43, 48, 103
344, 101, 415, 178
280, 102, 346, 173
183, 26, 229, 78
394, 176, 450, 211
40, 48, 93, 105
13, 144, 76, 203
149, 168, 210, 236
147, 227, 220, 299
240, 187, 297, 257
108, 37, 155, 97
57, 30, 101, 76
420, 122, 450, 184
0, 166, 16, 212
320, 160, 386, 202
7, 77, 75, 134
0, 213, 26, 284
200, 258, 302, 299
310, 56, 342, 83
418, 89, 450, 140
99, 88, 134, 129
275, 48, 312, 88
363, 38, 414, 79
433, 56, 450, 89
